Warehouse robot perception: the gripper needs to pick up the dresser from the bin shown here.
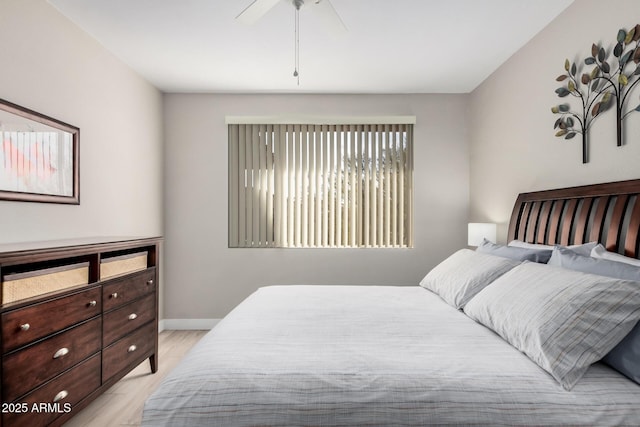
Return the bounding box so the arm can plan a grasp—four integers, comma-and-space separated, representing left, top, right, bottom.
0, 237, 161, 427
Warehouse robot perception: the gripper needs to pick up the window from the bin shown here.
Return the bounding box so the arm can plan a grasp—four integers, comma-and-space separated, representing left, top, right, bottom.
228, 120, 413, 248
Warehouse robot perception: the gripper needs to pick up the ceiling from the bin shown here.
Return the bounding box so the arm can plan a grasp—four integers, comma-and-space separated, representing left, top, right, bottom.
48, 0, 573, 94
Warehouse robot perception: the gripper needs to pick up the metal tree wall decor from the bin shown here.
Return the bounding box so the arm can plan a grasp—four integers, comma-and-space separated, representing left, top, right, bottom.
551, 58, 612, 163
552, 24, 640, 163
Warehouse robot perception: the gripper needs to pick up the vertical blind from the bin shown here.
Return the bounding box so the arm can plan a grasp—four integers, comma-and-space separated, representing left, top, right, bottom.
228, 123, 413, 248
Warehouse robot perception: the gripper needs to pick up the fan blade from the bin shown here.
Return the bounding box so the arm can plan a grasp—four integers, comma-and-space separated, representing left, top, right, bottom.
236, 0, 281, 25
311, 0, 347, 35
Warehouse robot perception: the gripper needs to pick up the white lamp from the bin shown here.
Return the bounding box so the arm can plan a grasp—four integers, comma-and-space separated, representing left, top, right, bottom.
468, 223, 497, 246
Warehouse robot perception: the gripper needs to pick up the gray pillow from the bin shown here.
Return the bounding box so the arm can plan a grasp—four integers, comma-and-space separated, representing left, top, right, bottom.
419, 249, 520, 309
476, 239, 552, 263
547, 246, 640, 385
508, 239, 597, 257
591, 243, 640, 267
604, 322, 640, 384
548, 246, 640, 281
464, 262, 640, 390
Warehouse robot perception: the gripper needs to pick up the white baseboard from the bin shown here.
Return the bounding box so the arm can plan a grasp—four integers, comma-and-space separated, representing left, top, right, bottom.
159, 319, 220, 331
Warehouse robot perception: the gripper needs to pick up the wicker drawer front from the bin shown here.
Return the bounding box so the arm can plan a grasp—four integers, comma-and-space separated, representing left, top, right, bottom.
103, 322, 155, 382
2, 262, 89, 305
2, 317, 101, 402
1, 287, 102, 352
103, 293, 155, 347
103, 268, 155, 312
100, 252, 148, 279
3, 353, 101, 427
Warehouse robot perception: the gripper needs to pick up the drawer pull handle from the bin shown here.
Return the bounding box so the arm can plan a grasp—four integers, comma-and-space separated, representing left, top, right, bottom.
53, 390, 68, 403
128, 345, 137, 353
147, 279, 154, 286
89, 300, 97, 307
111, 292, 119, 299
20, 323, 30, 331
128, 313, 138, 320
53, 348, 69, 359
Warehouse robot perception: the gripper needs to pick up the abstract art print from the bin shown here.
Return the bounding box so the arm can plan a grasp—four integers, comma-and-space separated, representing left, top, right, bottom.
0, 98, 79, 204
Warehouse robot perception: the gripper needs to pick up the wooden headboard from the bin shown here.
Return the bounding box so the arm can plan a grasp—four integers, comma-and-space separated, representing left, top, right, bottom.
508, 179, 640, 259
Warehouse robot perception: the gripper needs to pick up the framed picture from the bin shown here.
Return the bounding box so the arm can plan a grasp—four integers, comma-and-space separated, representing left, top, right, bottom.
0, 98, 79, 204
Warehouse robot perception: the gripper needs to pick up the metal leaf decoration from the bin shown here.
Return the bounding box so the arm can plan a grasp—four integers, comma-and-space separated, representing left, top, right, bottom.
583, 24, 640, 147
551, 57, 609, 163
553, 23, 640, 163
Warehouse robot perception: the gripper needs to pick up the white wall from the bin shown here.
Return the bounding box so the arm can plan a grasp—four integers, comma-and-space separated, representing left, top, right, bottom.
469, 0, 640, 242
164, 94, 469, 319
0, 0, 163, 243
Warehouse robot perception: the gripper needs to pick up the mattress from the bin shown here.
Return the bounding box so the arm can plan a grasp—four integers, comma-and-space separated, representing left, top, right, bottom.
142, 285, 640, 426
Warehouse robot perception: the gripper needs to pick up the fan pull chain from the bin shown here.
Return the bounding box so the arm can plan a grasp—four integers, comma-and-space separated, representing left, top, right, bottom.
293, 6, 300, 85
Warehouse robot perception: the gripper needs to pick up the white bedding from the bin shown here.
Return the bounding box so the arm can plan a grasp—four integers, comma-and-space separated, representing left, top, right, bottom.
142, 285, 640, 426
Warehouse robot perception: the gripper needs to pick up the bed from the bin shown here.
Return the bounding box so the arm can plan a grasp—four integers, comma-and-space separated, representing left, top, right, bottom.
142, 179, 640, 426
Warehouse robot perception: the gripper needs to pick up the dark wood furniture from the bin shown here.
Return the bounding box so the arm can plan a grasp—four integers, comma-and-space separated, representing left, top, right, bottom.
0, 237, 161, 427
508, 179, 640, 259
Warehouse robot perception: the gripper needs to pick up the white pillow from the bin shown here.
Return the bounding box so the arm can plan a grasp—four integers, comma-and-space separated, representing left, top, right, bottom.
508, 240, 597, 257
546, 246, 640, 385
419, 249, 520, 309
464, 262, 640, 390
591, 244, 640, 267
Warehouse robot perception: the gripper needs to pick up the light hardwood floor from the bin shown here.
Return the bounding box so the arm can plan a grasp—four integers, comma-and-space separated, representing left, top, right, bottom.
64, 330, 208, 427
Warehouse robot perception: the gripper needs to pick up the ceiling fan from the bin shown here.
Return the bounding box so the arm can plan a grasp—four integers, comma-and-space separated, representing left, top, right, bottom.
236, 0, 347, 36
236, 0, 347, 85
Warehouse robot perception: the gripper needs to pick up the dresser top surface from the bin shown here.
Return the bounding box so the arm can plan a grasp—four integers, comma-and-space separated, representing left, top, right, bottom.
0, 236, 162, 260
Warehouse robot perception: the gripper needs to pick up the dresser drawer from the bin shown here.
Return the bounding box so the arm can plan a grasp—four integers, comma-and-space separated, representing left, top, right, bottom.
103, 293, 155, 347
3, 316, 101, 402
2, 287, 102, 352
3, 353, 101, 427
103, 321, 155, 382
102, 268, 155, 312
